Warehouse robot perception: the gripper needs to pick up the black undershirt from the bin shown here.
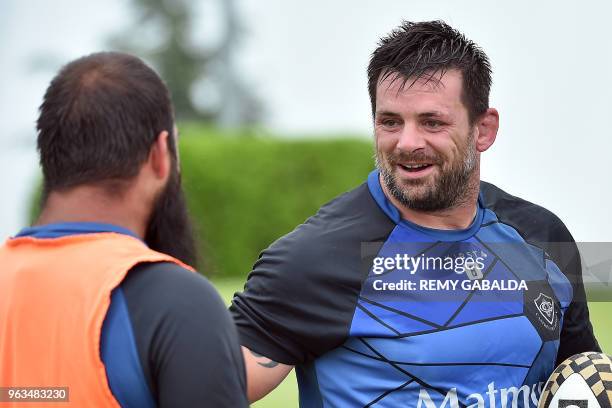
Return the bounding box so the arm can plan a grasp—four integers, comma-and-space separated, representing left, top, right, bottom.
120, 262, 248, 408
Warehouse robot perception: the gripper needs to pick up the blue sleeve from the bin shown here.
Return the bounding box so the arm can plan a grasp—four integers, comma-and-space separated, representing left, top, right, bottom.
101, 287, 156, 408
102, 262, 248, 408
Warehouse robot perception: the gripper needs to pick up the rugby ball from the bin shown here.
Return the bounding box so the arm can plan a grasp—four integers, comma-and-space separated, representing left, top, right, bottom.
539, 352, 612, 408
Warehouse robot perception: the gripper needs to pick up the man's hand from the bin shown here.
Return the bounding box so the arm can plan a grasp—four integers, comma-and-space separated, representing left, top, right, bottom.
241, 346, 294, 402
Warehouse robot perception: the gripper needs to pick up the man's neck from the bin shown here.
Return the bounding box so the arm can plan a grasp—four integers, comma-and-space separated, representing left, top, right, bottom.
36, 186, 150, 239
380, 175, 480, 230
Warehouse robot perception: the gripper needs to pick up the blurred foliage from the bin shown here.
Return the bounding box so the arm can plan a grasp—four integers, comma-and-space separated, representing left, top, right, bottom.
28, 181, 43, 226
109, 0, 261, 125
179, 125, 374, 277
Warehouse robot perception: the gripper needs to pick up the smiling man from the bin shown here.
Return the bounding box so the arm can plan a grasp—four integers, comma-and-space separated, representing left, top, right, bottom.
230, 21, 600, 406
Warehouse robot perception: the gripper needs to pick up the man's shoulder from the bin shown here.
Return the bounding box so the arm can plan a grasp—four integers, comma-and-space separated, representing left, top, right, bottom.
264, 182, 395, 266
306, 181, 388, 227
480, 180, 574, 242
232, 183, 392, 364
122, 262, 227, 316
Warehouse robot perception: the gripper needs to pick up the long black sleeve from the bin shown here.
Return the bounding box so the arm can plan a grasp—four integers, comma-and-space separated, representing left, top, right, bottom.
121, 262, 248, 408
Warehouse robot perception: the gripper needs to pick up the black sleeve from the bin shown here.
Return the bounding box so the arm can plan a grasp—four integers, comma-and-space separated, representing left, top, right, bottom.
230, 184, 395, 365
229, 229, 356, 366
545, 235, 602, 364
121, 262, 248, 408
480, 181, 601, 365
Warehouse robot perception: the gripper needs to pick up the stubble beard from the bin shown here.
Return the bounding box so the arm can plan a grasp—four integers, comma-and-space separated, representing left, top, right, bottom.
376, 132, 479, 212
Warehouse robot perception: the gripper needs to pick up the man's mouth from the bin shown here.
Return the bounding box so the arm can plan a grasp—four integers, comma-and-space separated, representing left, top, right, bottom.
398, 163, 434, 172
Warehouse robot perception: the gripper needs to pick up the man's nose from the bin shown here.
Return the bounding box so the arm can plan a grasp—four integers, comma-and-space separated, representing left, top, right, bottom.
396, 123, 426, 152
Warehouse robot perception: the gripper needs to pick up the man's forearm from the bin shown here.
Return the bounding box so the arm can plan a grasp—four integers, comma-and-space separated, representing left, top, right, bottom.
241, 346, 294, 402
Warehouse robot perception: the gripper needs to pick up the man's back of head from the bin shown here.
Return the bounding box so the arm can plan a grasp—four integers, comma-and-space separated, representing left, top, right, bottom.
35, 52, 196, 266
38, 52, 175, 193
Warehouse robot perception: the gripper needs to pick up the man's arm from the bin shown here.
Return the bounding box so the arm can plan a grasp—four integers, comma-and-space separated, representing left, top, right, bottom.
241, 346, 293, 402
122, 262, 249, 407
479, 182, 601, 362
230, 186, 389, 402
553, 242, 601, 363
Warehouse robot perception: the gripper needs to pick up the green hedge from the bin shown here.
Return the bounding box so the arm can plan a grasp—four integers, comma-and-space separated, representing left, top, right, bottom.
179, 126, 374, 277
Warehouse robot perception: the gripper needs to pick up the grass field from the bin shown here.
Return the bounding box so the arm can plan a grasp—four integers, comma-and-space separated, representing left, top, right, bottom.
215, 279, 611, 407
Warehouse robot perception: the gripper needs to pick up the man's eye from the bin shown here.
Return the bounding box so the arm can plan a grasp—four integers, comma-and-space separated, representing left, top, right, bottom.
424, 120, 443, 129
382, 119, 399, 127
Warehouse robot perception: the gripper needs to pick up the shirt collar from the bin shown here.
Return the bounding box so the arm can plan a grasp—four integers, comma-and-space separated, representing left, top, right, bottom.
15, 222, 140, 240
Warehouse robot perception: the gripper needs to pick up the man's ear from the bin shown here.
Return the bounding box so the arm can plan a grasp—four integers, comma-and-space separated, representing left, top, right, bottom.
475, 108, 499, 152
149, 130, 171, 181
173, 125, 181, 167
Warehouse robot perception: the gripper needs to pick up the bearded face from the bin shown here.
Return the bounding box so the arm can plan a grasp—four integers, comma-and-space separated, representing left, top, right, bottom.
376, 129, 478, 212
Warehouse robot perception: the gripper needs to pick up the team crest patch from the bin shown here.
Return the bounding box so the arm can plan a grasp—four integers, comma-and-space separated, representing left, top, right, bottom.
524, 281, 561, 341
534, 293, 555, 326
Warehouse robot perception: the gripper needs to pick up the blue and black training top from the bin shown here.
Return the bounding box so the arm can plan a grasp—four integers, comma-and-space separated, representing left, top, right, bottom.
230, 170, 600, 407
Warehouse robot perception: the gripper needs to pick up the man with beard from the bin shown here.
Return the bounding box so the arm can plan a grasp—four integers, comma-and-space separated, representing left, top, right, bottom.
0, 52, 247, 407
230, 21, 600, 406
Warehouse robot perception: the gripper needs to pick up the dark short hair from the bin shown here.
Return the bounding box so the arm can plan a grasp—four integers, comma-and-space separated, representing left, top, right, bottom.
367, 20, 492, 124
37, 51, 175, 192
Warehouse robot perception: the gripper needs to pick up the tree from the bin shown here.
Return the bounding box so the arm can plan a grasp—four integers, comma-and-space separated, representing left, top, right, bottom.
109, 0, 262, 126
